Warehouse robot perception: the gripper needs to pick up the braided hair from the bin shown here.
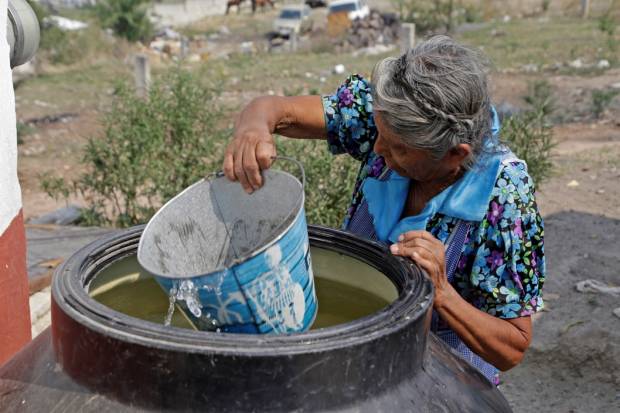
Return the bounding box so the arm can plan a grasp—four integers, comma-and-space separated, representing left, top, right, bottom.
372, 35, 492, 169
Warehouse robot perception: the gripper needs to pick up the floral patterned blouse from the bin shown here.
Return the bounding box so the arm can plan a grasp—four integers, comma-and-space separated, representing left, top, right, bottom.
322, 75, 545, 319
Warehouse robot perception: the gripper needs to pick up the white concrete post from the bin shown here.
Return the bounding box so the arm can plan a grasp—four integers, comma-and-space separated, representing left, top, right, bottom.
400, 23, 415, 54
1, 0, 32, 364
290, 32, 298, 53
134, 54, 151, 98
581, 0, 591, 18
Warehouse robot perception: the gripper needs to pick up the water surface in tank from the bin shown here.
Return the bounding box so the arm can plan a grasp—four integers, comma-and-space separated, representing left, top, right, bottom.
90, 247, 399, 330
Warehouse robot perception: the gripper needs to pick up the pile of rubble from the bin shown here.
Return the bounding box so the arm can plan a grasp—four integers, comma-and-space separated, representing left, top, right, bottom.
340, 11, 400, 50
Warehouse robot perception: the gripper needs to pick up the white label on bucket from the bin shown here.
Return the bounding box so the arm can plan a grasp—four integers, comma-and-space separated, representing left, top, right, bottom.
246, 244, 306, 333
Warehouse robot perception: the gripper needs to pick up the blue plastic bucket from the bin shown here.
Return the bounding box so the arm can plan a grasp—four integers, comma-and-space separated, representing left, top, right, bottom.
137, 163, 317, 334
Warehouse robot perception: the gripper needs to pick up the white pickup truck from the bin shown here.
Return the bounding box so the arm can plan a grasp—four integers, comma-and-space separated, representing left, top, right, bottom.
327, 0, 370, 20
273, 5, 314, 36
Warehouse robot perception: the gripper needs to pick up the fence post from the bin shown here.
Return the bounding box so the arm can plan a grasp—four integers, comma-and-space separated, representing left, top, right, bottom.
134, 54, 151, 98
581, 0, 591, 18
400, 23, 415, 54
290, 32, 298, 52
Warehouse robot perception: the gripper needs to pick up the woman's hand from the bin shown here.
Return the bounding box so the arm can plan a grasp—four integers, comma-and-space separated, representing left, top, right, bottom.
389, 230, 453, 307
390, 230, 533, 370
223, 98, 277, 194
222, 95, 326, 194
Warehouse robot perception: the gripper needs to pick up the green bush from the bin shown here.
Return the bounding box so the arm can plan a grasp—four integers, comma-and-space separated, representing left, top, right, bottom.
276, 139, 359, 228
591, 89, 619, 119
96, 0, 153, 42
39, 25, 108, 65
16, 121, 35, 145
501, 80, 555, 185
396, 0, 480, 34
42, 68, 228, 227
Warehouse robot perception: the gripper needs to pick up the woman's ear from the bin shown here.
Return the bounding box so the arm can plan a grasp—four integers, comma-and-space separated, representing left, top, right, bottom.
445, 144, 472, 168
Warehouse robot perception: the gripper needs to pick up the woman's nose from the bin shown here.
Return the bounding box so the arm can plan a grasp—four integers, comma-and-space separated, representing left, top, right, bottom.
374, 134, 386, 157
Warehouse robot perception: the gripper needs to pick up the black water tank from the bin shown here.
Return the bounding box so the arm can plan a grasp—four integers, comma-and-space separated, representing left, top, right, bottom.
0, 225, 512, 412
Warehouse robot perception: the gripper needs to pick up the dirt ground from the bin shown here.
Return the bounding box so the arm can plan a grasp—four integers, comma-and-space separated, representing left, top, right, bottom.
13, 19, 620, 413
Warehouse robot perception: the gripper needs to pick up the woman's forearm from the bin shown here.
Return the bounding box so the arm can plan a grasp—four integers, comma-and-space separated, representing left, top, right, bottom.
435, 285, 532, 371
242, 96, 327, 140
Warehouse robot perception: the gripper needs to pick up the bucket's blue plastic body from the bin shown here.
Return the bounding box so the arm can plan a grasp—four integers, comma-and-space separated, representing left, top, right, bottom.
137, 169, 317, 334
155, 209, 316, 334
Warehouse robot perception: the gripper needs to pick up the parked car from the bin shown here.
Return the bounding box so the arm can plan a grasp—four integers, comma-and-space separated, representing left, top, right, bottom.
327, 0, 369, 20
273, 5, 313, 36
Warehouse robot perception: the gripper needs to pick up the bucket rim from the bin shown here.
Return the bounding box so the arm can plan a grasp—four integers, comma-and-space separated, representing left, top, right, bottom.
137, 169, 305, 279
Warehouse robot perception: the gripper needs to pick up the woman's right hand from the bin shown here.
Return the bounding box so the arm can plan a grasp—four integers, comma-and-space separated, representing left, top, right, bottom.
223, 101, 277, 194
223, 95, 325, 193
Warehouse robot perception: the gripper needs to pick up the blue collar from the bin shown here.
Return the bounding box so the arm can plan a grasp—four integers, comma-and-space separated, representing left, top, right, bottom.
361, 107, 517, 243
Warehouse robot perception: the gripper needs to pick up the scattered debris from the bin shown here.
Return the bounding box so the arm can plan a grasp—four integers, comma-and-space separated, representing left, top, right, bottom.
239, 41, 256, 54
25, 112, 79, 126
155, 27, 182, 40
613, 308, 620, 319
29, 205, 82, 226
611, 82, 620, 90
187, 53, 201, 63
596, 59, 610, 69
33, 100, 54, 108
352, 44, 395, 57
596, 189, 606, 195
333, 64, 345, 74
560, 320, 585, 335
43, 15, 88, 31
521, 63, 539, 73
340, 10, 400, 50
575, 279, 620, 295
567, 180, 580, 187
569, 59, 583, 69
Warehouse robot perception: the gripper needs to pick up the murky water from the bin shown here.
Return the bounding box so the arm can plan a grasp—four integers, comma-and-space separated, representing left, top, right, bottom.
90, 247, 398, 330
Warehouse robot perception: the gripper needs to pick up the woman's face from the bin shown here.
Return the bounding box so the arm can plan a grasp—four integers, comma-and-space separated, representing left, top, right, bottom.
373, 113, 467, 183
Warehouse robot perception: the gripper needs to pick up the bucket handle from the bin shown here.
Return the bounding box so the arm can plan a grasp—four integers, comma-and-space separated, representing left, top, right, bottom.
208, 156, 306, 190
271, 155, 306, 190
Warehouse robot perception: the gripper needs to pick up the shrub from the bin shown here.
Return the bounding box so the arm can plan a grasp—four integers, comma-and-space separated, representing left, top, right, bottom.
39, 24, 109, 65
95, 0, 153, 42
396, 0, 481, 34
42, 67, 228, 227
276, 139, 359, 228
501, 80, 555, 185
591, 89, 619, 119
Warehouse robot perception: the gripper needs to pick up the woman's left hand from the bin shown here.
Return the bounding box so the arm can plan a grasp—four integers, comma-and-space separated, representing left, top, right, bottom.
389, 230, 453, 307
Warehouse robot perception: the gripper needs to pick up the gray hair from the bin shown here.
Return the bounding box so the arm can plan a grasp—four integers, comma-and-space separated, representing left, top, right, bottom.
371, 35, 492, 169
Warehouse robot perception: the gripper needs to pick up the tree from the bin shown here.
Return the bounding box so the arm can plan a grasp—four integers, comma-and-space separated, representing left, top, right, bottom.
96, 0, 153, 42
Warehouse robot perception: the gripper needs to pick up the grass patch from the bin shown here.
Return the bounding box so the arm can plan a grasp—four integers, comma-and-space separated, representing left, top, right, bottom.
456, 17, 620, 70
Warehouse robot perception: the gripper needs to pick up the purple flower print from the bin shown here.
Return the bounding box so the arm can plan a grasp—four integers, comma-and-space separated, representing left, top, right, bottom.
487, 201, 503, 226
510, 270, 524, 291
513, 218, 523, 238
369, 157, 385, 177
487, 250, 504, 270
338, 88, 354, 107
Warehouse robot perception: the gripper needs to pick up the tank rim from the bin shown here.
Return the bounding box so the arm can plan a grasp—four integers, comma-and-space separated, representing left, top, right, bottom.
52, 225, 434, 356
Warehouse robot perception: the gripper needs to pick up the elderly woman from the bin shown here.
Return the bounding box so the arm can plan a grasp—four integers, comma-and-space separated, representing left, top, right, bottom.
223, 35, 545, 385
